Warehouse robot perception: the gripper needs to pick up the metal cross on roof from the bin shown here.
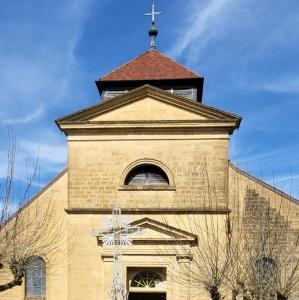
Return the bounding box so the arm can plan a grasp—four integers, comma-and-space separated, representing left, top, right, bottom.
145, 0, 162, 24
145, 1, 162, 50
91, 204, 141, 300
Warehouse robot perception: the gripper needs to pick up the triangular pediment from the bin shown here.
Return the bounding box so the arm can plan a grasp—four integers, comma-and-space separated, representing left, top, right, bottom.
89, 96, 207, 122
128, 218, 197, 242
56, 85, 241, 131
95, 217, 197, 243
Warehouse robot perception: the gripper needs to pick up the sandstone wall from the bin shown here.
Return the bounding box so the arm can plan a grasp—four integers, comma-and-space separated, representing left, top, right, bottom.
67, 134, 229, 210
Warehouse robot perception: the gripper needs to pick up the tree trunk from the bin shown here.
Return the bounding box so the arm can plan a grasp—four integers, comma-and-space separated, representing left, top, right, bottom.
277, 293, 287, 300
0, 263, 25, 292
0, 275, 23, 292
232, 290, 238, 300
210, 286, 221, 300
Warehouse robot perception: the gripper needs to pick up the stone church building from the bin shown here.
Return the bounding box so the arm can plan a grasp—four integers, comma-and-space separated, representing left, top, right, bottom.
1, 13, 299, 300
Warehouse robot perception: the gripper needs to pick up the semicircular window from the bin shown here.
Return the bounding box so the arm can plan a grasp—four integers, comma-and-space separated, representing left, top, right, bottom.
131, 271, 163, 288
125, 165, 169, 185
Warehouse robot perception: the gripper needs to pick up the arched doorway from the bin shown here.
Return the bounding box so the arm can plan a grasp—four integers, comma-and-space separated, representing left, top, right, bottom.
128, 268, 166, 300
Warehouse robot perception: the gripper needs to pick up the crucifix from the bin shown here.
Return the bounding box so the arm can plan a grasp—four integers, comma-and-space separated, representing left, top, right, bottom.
145, 1, 162, 50
145, 0, 162, 24
91, 204, 141, 300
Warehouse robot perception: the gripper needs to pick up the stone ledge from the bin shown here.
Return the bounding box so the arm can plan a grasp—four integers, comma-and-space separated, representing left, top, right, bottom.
118, 185, 176, 191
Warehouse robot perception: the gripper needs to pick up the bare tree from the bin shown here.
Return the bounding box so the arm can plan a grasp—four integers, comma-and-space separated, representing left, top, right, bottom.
156, 160, 299, 300
157, 160, 231, 300
163, 212, 230, 300
0, 130, 66, 292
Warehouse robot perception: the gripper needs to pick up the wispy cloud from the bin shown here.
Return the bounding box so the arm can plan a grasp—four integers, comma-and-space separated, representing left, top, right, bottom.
257, 76, 299, 94
167, 0, 299, 99
264, 174, 299, 199
0, 0, 94, 115
231, 147, 284, 166
0, 130, 67, 185
265, 174, 299, 185
18, 139, 67, 166
2, 105, 45, 125
0, 0, 94, 185
167, 0, 233, 59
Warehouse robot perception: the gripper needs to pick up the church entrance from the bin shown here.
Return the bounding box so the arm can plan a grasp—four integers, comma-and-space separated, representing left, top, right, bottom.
129, 292, 166, 300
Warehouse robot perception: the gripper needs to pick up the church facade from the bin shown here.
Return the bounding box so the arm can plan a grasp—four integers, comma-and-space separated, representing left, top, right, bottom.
1, 39, 299, 300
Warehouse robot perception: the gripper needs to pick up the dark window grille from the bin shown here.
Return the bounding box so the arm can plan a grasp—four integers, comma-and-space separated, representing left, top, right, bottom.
103, 90, 128, 100
172, 88, 196, 100
125, 165, 169, 185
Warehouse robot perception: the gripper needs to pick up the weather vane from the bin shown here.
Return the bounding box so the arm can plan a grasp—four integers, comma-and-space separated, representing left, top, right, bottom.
145, 0, 162, 50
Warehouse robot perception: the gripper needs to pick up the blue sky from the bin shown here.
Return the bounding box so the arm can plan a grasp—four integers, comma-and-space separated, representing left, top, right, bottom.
0, 0, 298, 199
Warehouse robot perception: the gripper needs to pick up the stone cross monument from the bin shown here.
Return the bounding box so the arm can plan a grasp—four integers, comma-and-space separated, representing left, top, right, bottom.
91, 204, 140, 300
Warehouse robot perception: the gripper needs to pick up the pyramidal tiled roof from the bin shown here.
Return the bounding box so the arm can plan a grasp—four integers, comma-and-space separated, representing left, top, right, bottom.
99, 50, 202, 81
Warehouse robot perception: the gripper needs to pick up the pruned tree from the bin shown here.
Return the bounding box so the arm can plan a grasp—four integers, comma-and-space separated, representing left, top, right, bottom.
156, 159, 299, 300
157, 160, 231, 300
164, 211, 230, 300
0, 130, 66, 292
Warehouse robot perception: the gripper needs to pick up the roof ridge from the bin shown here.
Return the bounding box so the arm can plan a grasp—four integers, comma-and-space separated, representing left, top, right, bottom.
99, 51, 151, 81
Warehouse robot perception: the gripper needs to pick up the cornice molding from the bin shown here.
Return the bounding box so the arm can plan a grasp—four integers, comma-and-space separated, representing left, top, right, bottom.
58, 120, 239, 136
65, 207, 230, 214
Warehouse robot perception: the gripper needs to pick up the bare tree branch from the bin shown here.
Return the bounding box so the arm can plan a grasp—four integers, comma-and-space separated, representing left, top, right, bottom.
0, 130, 67, 293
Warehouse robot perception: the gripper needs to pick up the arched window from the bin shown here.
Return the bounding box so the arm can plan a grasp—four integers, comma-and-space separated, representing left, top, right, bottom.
256, 257, 277, 293
131, 271, 164, 288
125, 165, 169, 185
25, 257, 45, 298
256, 257, 276, 277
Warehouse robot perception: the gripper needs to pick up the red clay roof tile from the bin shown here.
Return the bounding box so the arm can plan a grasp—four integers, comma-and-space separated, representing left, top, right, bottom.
99, 50, 201, 81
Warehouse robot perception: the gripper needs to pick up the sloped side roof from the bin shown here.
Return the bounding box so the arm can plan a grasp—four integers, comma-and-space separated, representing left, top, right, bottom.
99, 50, 201, 81
2, 168, 68, 226
229, 162, 298, 204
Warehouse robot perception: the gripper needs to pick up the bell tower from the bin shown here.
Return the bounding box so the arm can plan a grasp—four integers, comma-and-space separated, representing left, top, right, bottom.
95, 1, 204, 103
